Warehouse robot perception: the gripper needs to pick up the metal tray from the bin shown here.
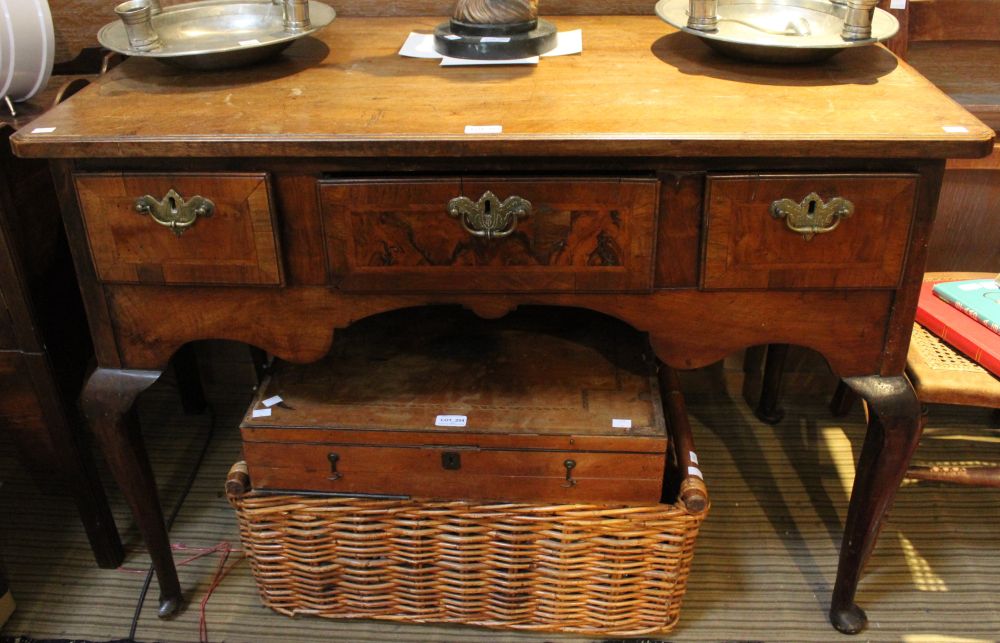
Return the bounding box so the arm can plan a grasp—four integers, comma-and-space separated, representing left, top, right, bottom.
98, 0, 335, 70
655, 0, 899, 63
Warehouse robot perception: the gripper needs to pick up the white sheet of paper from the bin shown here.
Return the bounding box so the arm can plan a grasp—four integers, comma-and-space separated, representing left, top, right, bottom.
399, 29, 583, 65
398, 31, 443, 58
542, 29, 582, 57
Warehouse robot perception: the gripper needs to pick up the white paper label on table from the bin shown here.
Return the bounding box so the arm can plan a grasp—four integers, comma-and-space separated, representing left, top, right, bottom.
690, 451, 699, 465
436, 414, 468, 427
688, 466, 704, 480
252, 408, 272, 418
889, 0, 906, 9
262, 395, 284, 407
398, 32, 444, 58
612, 418, 632, 429
943, 125, 969, 133
465, 125, 503, 134
400, 29, 582, 66
542, 29, 583, 57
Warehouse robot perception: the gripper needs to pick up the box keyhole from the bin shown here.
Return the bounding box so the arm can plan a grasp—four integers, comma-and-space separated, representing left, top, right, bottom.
442, 452, 462, 470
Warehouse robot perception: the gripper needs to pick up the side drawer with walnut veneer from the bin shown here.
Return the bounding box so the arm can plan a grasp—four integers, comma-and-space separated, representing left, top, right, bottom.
74, 172, 282, 286
703, 174, 919, 289
319, 178, 659, 293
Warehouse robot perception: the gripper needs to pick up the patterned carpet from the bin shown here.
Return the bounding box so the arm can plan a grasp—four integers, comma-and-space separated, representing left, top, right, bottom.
1, 366, 999, 642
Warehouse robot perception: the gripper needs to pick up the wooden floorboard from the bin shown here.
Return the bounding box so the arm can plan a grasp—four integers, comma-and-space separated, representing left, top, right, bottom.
1, 373, 999, 642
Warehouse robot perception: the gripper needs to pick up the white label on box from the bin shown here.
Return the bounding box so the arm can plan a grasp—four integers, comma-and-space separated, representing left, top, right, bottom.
889, 0, 906, 9
32, 127, 56, 134
262, 395, 284, 407
612, 418, 632, 429
688, 466, 704, 480
689, 451, 699, 465
436, 414, 468, 427
464, 125, 503, 134
480, 37, 511, 43
943, 125, 969, 133
239, 39, 262, 47
252, 408, 272, 418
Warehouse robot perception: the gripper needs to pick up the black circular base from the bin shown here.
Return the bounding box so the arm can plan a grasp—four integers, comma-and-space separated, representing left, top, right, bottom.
434, 18, 557, 60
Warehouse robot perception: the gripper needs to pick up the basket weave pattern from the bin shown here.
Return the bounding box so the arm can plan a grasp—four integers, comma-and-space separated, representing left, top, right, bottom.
230, 492, 706, 636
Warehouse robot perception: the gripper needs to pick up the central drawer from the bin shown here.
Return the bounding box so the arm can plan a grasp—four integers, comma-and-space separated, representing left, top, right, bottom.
241, 308, 668, 504
319, 178, 659, 292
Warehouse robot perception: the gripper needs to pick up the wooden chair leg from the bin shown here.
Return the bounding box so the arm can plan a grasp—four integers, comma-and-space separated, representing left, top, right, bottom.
755, 343, 789, 424
172, 343, 207, 415
830, 380, 860, 417
907, 465, 1000, 487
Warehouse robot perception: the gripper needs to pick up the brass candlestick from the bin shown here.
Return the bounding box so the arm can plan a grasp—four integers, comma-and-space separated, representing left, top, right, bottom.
434, 0, 557, 59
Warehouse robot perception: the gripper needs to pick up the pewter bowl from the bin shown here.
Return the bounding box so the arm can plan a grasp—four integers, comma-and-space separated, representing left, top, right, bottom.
98, 0, 335, 70
655, 0, 898, 63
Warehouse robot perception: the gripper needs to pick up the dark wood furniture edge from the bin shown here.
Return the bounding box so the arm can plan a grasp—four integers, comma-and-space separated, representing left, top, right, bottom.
50, 160, 122, 368
0, 126, 124, 568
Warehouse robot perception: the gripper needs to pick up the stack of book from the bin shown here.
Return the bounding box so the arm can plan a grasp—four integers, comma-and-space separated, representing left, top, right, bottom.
915, 275, 1000, 377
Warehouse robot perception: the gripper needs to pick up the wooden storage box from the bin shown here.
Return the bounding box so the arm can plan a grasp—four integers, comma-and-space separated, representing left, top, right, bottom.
241, 308, 669, 504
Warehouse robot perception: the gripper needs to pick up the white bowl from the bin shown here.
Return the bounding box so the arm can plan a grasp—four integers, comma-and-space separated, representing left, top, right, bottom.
0, 0, 54, 103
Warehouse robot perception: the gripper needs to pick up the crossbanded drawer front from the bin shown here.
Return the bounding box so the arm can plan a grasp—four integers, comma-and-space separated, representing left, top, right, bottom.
242, 440, 666, 504
74, 172, 282, 286
702, 173, 919, 289
319, 178, 658, 292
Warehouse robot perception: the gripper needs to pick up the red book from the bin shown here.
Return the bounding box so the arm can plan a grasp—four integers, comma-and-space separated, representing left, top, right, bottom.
915, 278, 1000, 377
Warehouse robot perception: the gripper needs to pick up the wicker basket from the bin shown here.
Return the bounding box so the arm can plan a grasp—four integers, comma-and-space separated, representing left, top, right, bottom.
226, 367, 708, 636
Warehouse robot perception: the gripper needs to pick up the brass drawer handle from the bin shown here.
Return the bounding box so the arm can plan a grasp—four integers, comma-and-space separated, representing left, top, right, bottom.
447, 190, 531, 240
135, 189, 214, 236
770, 192, 854, 241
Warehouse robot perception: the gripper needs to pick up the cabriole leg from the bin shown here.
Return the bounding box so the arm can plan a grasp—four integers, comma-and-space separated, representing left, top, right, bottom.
830, 374, 921, 634
79, 367, 181, 617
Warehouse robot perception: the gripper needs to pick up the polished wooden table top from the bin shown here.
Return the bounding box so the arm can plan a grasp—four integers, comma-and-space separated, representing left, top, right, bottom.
11, 16, 994, 159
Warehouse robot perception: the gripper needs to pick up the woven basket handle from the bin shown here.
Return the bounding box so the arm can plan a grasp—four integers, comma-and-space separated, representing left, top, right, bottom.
658, 364, 709, 514
226, 461, 251, 506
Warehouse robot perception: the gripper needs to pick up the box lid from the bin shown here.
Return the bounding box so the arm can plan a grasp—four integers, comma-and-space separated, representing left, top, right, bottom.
243, 307, 666, 450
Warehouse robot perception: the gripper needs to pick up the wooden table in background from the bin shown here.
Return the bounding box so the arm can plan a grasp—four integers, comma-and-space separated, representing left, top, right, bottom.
11, 14, 994, 634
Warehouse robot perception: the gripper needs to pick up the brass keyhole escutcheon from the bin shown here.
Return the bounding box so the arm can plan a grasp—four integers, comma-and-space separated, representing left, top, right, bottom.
327, 452, 342, 481
770, 192, 854, 241
135, 189, 214, 236
562, 459, 577, 488
447, 191, 531, 240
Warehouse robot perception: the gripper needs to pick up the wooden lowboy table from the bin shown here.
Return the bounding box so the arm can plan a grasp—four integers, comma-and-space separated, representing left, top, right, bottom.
11, 13, 993, 634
